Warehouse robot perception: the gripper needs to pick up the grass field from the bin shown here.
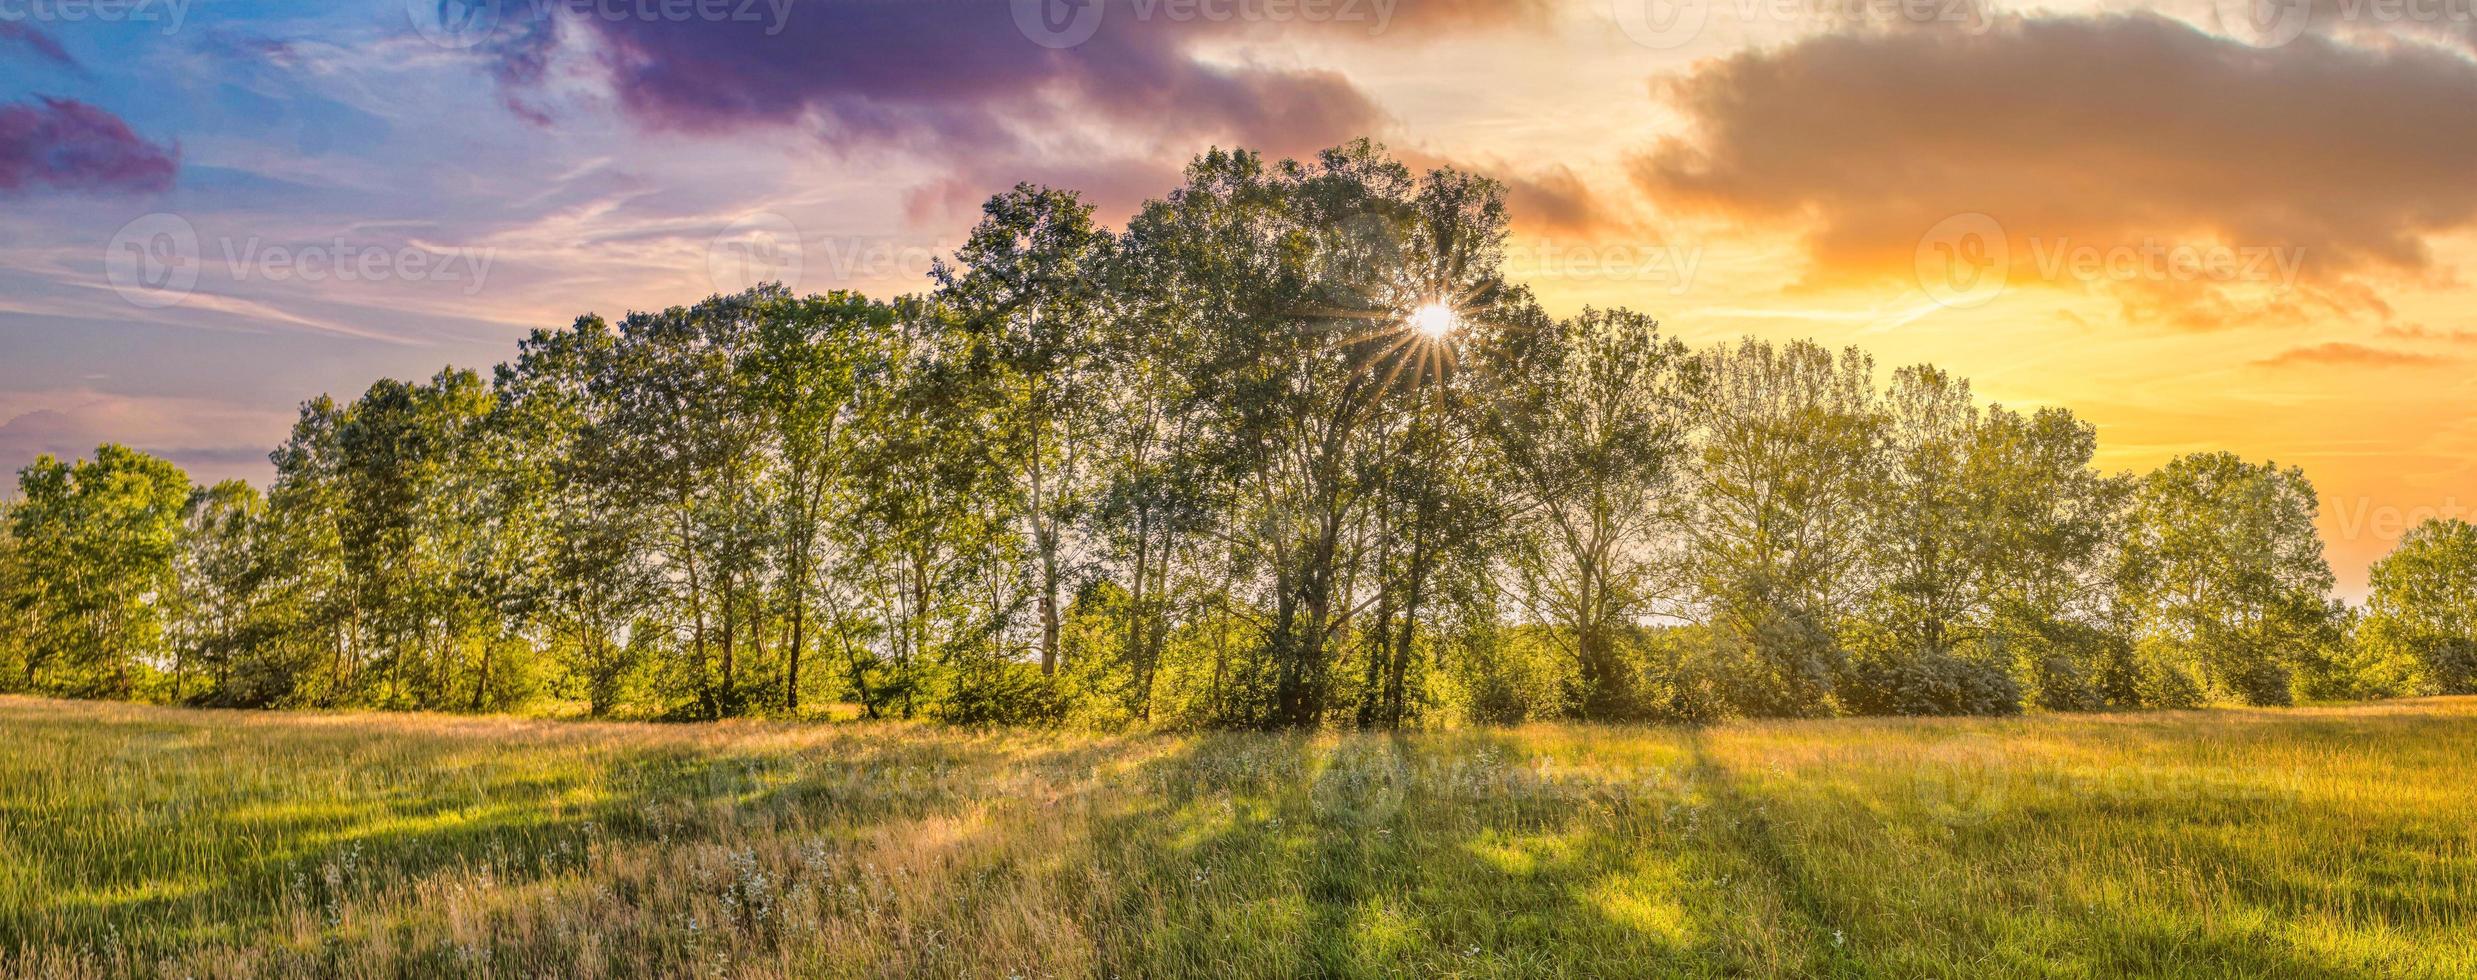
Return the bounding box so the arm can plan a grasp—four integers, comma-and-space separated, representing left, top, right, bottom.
2, 697, 2473, 978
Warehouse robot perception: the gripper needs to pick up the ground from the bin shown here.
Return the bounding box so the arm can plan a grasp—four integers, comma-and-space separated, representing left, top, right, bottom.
0, 696, 2471, 978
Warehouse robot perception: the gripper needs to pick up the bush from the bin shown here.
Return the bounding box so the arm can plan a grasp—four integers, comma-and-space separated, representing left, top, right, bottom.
1713, 606, 1842, 718
1441, 624, 1570, 726
1839, 644, 2021, 717
1636, 626, 1737, 724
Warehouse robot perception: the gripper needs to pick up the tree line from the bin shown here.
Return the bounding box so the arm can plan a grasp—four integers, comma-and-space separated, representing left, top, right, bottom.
4, 142, 2472, 728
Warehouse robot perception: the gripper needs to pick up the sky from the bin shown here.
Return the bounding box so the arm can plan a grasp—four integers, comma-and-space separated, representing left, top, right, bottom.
2, 0, 2474, 597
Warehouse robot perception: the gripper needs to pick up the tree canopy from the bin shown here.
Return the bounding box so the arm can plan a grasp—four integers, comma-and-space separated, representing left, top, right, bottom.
0, 141, 2435, 727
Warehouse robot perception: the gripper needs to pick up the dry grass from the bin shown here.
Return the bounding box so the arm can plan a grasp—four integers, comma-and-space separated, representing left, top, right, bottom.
2, 695, 2473, 978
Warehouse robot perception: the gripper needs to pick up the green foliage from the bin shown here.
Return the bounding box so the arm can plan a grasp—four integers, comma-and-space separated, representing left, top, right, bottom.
2362, 518, 2477, 695
0, 140, 2416, 727
2117, 452, 2339, 706
6, 444, 192, 699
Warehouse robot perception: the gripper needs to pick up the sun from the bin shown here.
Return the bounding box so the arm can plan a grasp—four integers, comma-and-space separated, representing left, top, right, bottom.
1409, 302, 1456, 340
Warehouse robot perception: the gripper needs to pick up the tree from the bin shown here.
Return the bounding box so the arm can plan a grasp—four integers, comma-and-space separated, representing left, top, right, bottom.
172, 480, 270, 703
1474, 306, 1692, 720
587, 293, 774, 717
2118, 452, 2339, 705
1841, 368, 2115, 716
2362, 518, 2477, 695
266, 395, 362, 706
8, 445, 192, 698
0, 141, 2430, 729
1123, 140, 1511, 728
937, 185, 1118, 678
327, 369, 497, 709
740, 291, 889, 712
838, 300, 1021, 720
1688, 339, 1880, 716
0, 506, 28, 689
496, 315, 653, 716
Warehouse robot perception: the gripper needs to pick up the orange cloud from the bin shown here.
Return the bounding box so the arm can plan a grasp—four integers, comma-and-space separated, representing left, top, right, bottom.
1633, 15, 2477, 325
2253, 342, 2455, 368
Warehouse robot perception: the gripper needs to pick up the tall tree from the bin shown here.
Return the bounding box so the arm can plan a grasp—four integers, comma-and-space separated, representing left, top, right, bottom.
936, 185, 1118, 677
8, 445, 192, 698
740, 291, 888, 711
1475, 306, 1692, 720
171, 479, 270, 704
1124, 141, 1509, 727
1688, 339, 1881, 716
496, 315, 653, 716
839, 300, 1020, 720
2362, 518, 2477, 695
2118, 452, 2338, 705
587, 293, 772, 717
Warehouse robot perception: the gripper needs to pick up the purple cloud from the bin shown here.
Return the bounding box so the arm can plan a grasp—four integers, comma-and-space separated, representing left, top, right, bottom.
0, 98, 178, 196
467, 0, 1551, 216
0, 22, 78, 70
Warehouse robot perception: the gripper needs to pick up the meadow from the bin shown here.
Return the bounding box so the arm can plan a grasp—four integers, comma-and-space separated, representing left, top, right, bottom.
1, 696, 2472, 978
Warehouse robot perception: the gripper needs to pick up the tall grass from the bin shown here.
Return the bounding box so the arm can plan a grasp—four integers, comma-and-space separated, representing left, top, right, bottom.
2, 695, 2472, 977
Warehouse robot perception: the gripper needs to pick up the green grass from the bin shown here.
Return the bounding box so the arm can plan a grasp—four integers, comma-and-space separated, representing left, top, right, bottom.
2, 697, 2473, 978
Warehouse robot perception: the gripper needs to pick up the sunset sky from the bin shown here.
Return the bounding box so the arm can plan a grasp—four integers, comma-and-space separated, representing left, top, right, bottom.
3, 0, 2474, 595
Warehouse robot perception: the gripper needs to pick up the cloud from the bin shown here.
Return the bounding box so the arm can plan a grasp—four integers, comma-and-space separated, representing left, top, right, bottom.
2220, 0, 2477, 54
0, 391, 292, 489
2254, 342, 2453, 368
0, 97, 177, 196
462, 0, 1554, 230
1633, 15, 2477, 323
0, 22, 79, 71
2378, 323, 2477, 344
473, 0, 1460, 151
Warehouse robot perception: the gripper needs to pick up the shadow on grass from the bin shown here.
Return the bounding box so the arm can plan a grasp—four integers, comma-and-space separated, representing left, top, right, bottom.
5, 699, 2465, 977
